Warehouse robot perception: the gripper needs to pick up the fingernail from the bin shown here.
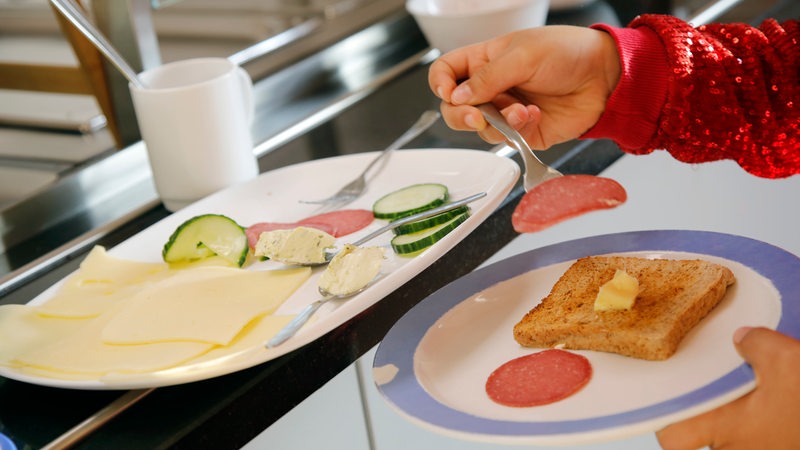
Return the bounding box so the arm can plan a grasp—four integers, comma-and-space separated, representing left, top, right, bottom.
464, 114, 479, 130
436, 86, 445, 100
451, 84, 472, 104
509, 108, 526, 128
734, 326, 754, 344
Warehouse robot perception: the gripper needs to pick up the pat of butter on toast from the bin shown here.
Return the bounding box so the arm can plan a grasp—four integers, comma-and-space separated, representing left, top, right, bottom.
594, 269, 640, 311
513, 256, 736, 360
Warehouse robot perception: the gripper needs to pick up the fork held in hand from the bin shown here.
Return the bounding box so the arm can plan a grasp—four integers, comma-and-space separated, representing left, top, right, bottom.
477, 103, 562, 191
300, 110, 441, 205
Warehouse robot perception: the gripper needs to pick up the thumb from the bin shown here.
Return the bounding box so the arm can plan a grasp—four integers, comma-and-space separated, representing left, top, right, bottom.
655, 327, 777, 450
733, 326, 797, 376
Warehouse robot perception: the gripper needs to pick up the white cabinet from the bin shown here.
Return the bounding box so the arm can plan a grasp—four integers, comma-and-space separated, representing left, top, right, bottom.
243, 364, 371, 450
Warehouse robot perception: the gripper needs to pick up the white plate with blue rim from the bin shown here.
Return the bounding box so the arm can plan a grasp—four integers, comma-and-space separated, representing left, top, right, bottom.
0, 432, 16, 450
373, 230, 800, 446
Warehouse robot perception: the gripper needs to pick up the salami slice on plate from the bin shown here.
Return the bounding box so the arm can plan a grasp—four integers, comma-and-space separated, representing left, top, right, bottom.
512, 175, 626, 233
245, 209, 374, 248
485, 349, 592, 407
298, 209, 375, 237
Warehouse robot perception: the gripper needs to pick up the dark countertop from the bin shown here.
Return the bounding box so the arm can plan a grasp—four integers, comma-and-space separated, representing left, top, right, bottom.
0, 0, 793, 448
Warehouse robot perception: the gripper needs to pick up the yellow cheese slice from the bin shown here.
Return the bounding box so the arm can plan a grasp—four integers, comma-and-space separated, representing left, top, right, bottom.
0, 304, 86, 365
101, 266, 311, 346
12, 304, 213, 377
37, 246, 170, 319
186, 314, 296, 365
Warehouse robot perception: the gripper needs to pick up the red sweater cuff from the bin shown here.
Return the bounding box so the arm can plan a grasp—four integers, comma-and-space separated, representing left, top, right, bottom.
581, 23, 670, 151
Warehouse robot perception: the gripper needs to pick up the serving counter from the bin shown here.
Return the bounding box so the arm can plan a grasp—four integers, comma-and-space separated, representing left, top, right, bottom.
0, 0, 796, 448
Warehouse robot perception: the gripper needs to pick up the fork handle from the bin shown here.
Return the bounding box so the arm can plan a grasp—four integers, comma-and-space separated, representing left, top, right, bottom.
266, 298, 330, 348
359, 110, 441, 177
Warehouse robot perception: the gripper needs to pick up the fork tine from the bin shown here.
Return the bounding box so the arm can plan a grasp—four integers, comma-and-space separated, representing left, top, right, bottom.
298, 177, 364, 205
309, 196, 356, 214
299, 110, 441, 207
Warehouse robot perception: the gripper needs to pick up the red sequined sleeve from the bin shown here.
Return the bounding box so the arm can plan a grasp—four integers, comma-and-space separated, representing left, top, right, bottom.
584, 15, 800, 178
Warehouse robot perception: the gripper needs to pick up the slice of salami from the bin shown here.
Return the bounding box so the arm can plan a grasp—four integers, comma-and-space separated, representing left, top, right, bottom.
298, 209, 374, 238
245, 209, 374, 248
245, 221, 336, 248
485, 349, 592, 407
512, 175, 626, 233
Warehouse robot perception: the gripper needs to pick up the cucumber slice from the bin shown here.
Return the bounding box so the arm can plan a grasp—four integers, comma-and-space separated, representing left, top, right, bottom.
162, 214, 248, 267
390, 211, 469, 255
373, 183, 448, 220
392, 206, 470, 235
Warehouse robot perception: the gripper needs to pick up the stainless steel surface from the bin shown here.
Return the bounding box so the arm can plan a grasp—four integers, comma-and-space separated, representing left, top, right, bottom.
300, 110, 441, 206
689, 0, 742, 24
478, 103, 562, 191
40, 389, 155, 450
49, 0, 145, 87
0, 142, 156, 291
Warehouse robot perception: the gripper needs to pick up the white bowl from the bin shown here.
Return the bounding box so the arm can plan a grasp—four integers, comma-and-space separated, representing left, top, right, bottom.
406, 0, 550, 53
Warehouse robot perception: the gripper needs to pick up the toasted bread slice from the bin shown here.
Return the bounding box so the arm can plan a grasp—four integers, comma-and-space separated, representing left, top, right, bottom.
513, 256, 736, 360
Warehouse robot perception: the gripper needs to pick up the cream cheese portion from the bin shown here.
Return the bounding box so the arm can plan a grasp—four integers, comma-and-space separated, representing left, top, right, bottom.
318, 244, 385, 296
254, 226, 336, 265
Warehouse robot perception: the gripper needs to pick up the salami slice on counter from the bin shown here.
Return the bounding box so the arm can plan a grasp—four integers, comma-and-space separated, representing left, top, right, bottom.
245, 209, 374, 248
485, 349, 592, 407
512, 175, 626, 233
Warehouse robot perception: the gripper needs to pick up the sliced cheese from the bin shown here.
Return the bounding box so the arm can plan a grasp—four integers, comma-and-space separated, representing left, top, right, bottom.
318, 245, 384, 296
0, 304, 87, 365
12, 303, 213, 377
594, 269, 640, 311
187, 314, 296, 365
101, 266, 311, 346
3, 248, 313, 380
37, 246, 170, 318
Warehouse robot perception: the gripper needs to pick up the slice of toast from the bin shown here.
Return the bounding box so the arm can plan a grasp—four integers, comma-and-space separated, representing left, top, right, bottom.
513, 256, 736, 360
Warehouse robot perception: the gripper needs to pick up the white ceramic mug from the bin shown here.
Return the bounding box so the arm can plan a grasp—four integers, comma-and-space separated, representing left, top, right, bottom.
130, 57, 259, 211
406, 0, 550, 53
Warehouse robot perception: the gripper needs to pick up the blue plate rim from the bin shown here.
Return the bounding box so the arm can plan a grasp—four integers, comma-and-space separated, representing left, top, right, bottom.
373, 230, 800, 440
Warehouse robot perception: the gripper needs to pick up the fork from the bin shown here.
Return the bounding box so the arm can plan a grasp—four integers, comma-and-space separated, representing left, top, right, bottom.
477, 103, 562, 191
300, 110, 441, 205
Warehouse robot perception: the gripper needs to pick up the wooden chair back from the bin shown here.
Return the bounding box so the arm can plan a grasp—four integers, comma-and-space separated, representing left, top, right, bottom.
0, 1, 123, 148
